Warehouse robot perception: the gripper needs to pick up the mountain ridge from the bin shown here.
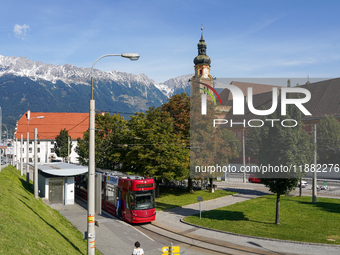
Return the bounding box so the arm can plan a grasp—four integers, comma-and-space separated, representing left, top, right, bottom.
0, 55, 192, 136
0, 55, 192, 96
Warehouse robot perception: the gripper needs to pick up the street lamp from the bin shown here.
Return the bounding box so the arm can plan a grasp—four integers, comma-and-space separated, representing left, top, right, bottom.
26, 113, 44, 181
87, 53, 139, 254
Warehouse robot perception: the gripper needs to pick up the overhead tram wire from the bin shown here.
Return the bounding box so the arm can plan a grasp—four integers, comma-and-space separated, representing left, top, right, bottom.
95, 109, 139, 116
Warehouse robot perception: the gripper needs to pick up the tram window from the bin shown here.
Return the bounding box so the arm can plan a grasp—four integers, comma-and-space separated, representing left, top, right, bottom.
126, 191, 133, 210
106, 184, 116, 203
130, 190, 155, 210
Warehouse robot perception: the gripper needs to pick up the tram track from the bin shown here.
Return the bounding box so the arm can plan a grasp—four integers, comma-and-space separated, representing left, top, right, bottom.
136, 222, 293, 255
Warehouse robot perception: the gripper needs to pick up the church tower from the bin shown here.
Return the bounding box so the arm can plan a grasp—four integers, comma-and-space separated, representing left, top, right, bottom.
191, 27, 213, 94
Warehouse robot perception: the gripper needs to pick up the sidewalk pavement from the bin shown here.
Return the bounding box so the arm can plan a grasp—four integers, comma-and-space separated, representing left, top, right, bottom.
49, 197, 162, 255
49, 187, 340, 255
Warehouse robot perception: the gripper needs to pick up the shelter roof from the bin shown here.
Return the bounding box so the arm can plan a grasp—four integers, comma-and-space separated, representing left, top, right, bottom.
29, 162, 88, 176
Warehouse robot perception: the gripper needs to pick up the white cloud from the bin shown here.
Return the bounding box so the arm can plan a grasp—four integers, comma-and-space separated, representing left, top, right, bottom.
13, 24, 30, 39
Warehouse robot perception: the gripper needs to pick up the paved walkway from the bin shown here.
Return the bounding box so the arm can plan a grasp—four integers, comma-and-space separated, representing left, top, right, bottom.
50, 187, 340, 255
153, 191, 340, 255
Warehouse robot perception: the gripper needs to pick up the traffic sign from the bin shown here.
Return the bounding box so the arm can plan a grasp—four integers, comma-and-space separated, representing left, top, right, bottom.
197, 196, 203, 201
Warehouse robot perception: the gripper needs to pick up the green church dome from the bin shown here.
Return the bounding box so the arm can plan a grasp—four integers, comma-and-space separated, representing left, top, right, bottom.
193, 34, 211, 66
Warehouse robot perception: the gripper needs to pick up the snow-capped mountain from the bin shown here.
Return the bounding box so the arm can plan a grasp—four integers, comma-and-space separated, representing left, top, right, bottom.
0, 55, 157, 88
0, 55, 192, 132
0, 55, 191, 97
156, 74, 193, 97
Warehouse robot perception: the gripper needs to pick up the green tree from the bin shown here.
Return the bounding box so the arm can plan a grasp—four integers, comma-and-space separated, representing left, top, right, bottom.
160, 93, 192, 191
55, 129, 72, 162
76, 113, 129, 169
245, 124, 261, 160
317, 115, 340, 164
256, 97, 313, 224
287, 79, 291, 87
76, 134, 88, 166
190, 92, 240, 191
126, 107, 189, 197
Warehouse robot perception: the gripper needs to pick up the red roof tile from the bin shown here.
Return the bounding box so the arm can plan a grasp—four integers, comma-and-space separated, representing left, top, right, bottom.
15, 111, 89, 140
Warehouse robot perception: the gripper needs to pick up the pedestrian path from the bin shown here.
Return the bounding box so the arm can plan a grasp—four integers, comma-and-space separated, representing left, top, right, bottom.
49, 198, 162, 255
153, 190, 340, 255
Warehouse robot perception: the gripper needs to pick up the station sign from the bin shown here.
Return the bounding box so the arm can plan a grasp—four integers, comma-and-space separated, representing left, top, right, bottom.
106, 175, 119, 185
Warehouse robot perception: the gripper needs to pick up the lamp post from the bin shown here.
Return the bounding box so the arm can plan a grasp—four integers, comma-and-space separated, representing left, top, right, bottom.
87, 53, 139, 254
26, 113, 44, 181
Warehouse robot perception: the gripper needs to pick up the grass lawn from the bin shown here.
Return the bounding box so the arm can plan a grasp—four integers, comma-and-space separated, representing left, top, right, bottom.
155, 186, 236, 211
0, 166, 101, 254
183, 195, 340, 245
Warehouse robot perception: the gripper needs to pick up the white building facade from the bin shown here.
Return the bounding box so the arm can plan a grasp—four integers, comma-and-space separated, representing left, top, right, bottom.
14, 111, 89, 166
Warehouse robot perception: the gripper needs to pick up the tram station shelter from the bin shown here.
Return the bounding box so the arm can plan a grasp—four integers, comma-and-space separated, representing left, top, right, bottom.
31, 162, 88, 205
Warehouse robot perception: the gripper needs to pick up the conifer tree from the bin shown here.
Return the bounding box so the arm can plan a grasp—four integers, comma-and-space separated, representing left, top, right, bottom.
55, 129, 72, 162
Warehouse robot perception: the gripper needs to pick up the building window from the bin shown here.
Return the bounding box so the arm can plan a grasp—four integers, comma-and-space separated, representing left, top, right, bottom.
29, 148, 32, 153
51, 148, 55, 153
51, 141, 54, 145
38, 158, 41, 163
37, 148, 40, 153
29, 141, 32, 144
37, 141, 40, 145
29, 158, 32, 162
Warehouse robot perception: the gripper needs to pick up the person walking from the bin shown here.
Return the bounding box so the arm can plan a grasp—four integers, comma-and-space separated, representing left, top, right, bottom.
116, 196, 121, 219
132, 241, 144, 255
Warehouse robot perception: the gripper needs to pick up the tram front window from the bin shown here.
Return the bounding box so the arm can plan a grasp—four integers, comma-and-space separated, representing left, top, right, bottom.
129, 190, 155, 210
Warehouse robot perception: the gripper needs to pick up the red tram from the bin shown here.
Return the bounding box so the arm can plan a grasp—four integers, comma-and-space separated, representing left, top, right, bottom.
76, 172, 156, 224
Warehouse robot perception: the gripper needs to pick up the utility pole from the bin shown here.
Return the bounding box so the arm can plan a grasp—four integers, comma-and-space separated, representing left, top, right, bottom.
68, 135, 70, 163
243, 128, 246, 183
20, 134, 23, 175
34, 128, 39, 199
27, 129, 30, 183
312, 124, 317, 203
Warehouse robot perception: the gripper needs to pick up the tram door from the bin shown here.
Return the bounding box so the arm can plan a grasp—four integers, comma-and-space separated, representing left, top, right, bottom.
116, 187, 122, 218
49, 179, 63, 204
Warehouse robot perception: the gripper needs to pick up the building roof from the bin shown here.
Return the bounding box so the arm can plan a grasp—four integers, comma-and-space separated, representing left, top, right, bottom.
15, 111, 89, 140
222, 77, 340, 123
219, 81, 283, 106
301, 78, 340, 120
29, 162, 88, 176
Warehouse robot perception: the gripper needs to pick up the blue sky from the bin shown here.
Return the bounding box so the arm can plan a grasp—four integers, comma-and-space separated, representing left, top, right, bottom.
1, 0, 340, 83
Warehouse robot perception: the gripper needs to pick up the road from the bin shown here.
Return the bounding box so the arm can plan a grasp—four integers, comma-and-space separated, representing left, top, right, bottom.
52, 182, 340, 255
